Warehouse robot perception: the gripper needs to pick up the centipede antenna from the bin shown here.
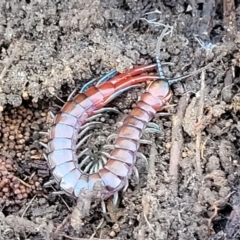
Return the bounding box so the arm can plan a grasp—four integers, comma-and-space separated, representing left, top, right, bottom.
155, 27, 171, 79
167, 35, 222, 86
167, 74, 192, 85
155, 24, 174, 80
167, 63, 211, 86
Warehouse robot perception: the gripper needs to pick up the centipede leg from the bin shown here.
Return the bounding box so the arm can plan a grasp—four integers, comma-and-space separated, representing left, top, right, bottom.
122, 180, 129, 193
147, 122, 161, 131
144, 127, 161, 134
52, 191, 66, 195
144, 122, 161, 134
79, 155, 90, 168
44, 179, 57, 187
78, 126, 95, 139
39, 142, 48, 149
93, 107, 120, 115
85, 114, 103, 122
101, 151, 111, 158
86, 107, 121, 122
136, 152, 148, 165
43, 153, 48, 161
80, 70, 118, 93
106, 134, 118, 143
102, 144, 114, 150
49, 111, 55, 119
133, 166, 139, 185
96, 70, 118, 86
39, 131, 49, 136
101, 200, 107, 215
83, 160, 94, 173
103, 84, 141, 105
139, 139, 152, 145
112, 192, 119, 209
101, 155, 107, 164
77, 148, 90, 159
76, 133, 93, 149
79, 121, 102, 130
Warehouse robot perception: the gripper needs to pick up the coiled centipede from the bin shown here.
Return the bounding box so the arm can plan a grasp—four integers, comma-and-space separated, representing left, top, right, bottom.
42, 64, 163, 198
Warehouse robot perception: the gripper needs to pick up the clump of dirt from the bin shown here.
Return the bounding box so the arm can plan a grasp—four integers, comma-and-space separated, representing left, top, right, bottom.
0, 0, 240, 240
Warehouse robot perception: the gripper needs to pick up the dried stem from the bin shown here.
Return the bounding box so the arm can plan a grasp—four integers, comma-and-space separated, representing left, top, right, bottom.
195, 71, 205, 177
169, 94, 190, 193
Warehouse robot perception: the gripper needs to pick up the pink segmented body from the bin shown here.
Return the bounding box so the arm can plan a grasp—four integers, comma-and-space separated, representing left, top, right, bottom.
47, 64, 162, 198
96, 79, 172, 198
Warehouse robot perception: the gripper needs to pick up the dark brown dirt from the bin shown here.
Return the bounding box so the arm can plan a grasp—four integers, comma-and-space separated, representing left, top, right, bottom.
0, 0, 240, 240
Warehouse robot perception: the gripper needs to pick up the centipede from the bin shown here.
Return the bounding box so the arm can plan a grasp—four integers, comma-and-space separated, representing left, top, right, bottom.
41, 63, 164, 198
42, 25, 213, 201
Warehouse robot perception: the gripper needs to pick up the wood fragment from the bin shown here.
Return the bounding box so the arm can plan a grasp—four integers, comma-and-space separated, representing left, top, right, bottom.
195, 71, 205, 177
169, 93, 190, 193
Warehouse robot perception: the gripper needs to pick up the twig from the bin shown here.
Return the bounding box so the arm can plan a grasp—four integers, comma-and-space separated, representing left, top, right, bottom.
169, 93, 190, 193
195, 71, 205, 177
54, 215, 70, 235
90, 218, 105, 239
148, 142, 157, 177
207, 191, 235, 236
21, 195, 36, 218
50, 186, 71, 212
15, 176, 32, 188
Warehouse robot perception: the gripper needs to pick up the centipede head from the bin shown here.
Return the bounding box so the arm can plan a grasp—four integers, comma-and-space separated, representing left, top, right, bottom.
146, 79, 171, 99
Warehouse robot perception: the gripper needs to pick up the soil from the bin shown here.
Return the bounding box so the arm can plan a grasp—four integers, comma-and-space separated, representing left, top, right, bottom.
0, 0, 240, 240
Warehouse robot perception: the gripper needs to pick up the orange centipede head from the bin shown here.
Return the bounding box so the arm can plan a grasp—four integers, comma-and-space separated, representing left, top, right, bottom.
146, 80, 171, 99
